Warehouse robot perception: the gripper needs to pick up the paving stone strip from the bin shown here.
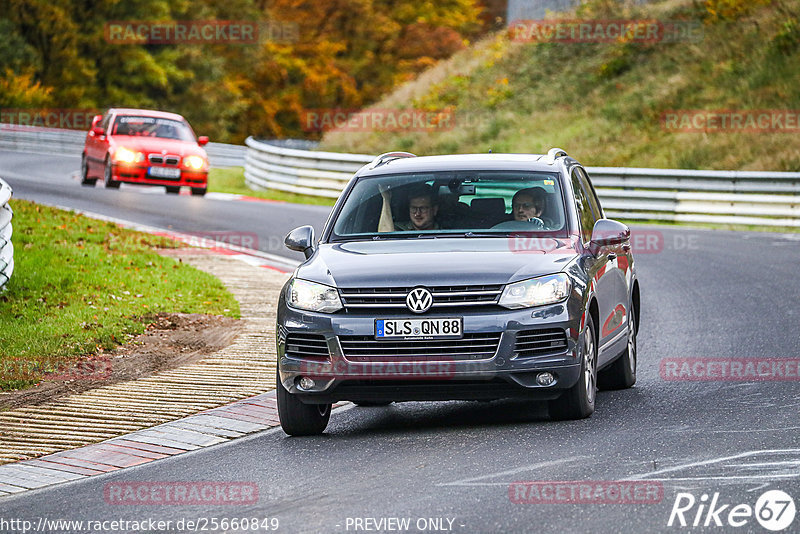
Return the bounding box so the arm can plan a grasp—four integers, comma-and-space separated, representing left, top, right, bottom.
0, 251, 291, 492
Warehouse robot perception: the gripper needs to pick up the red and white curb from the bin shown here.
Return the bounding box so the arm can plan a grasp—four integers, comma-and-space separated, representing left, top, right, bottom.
0, 393, 347, 496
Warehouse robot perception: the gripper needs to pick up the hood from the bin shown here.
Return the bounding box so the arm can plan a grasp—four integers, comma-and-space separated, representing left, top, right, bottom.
297, 237, 579, 288
110, 136, 206, 158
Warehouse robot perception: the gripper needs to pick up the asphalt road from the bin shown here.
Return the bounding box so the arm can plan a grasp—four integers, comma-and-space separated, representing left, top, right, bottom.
1, 149, 799, 533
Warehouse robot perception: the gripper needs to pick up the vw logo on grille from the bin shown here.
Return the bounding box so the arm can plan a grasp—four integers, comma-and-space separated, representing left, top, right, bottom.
406, 287, 433, 314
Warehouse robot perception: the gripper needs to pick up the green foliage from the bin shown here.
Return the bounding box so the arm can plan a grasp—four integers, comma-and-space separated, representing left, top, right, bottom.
771, 18, 800, 55
320, 0, 800, 172
0, 200, 239, 391
0, 0, 489, 142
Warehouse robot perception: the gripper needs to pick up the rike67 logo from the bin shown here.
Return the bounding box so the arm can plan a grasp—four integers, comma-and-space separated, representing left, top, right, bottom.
668, 490, 796, 531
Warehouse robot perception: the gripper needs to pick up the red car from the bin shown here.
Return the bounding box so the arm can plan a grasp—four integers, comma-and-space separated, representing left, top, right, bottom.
82, 108, 209, 196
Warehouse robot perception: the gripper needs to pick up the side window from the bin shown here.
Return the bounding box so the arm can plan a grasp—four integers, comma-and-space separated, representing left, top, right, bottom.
577, 167, 603, 220
99, 114, 111, 133
571, 169, 595, 243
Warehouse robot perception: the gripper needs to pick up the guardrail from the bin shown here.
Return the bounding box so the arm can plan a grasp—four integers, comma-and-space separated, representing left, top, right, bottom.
0, 178, 14, 290
245, 137, 800, 227
0, 124, 246, 168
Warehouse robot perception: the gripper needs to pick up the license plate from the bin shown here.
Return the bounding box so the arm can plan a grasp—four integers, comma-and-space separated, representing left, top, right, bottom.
148, 166, 181, 178
375, 318, 463, 340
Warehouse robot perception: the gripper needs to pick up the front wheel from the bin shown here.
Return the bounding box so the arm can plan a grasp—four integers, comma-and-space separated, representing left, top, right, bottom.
548, 314, 597, 421
104, 160, 120, 189
80, 155, 96, 186
276, 371, 331, 436
598, 310, 637, 390
165, 186, 181, 194
191, 187, 206, 196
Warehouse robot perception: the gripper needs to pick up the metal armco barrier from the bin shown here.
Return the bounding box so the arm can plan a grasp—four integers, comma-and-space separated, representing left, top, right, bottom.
245, 137, 372, 198
0, 178, 13, 290
245, 137, 800, 227
0, 124, 246, 168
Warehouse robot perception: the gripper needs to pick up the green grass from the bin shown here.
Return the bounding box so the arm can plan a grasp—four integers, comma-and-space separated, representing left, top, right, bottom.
319, 0, 800, 172
0, 200, 240, 391
208, 167, 337, 206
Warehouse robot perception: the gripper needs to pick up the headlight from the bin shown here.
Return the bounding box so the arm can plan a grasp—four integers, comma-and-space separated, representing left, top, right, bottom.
499, 273, 571, 309
286, 278, 342, 313
184, 155, 206, 170
114, 147, 144, 164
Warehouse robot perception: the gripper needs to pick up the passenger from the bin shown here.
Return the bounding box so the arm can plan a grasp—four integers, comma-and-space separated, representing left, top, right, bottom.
378, 184, 439, 232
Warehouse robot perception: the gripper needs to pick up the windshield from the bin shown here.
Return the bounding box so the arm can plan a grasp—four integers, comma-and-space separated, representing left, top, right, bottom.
331, 171, 568, 240
111, 115, 196, 142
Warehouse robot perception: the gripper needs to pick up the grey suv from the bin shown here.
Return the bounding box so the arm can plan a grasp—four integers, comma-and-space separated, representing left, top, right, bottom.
276, 149, 640, 435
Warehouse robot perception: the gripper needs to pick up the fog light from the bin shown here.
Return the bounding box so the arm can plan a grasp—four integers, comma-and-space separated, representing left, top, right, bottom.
536, 372, 555, 386
298, 376, 315, 391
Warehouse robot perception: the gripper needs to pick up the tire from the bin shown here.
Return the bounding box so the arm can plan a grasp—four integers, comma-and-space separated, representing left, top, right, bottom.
276, 371, 331, 436
191, 187, 206, 196
354, 401, 391, 407
598, 309, 637, 390
548, 314, 597, 421
80, 155, 96, 186
165, 186, 181, 194
104, 159, 120, 189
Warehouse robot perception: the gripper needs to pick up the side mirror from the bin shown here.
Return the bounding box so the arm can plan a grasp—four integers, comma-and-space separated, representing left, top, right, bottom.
285, 225, 315, 259
197, 136, 209, 146
590, 219, 630, 249
90, 115, 104, 136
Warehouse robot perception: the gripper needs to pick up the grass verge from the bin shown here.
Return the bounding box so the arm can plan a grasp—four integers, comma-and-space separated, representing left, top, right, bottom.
0, 200, 240, 391
208, 167, 337, 206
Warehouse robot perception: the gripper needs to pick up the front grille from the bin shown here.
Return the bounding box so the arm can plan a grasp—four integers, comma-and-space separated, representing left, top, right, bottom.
339, 332, 502, 361
285, 333, 329, 360
514, 329, 568, 357
339, 285, 503, 310
148, 154, 180, 165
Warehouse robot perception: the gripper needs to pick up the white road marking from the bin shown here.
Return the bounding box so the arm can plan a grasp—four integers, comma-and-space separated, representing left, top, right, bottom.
630, 449, 800, 483
437, 457, 586, 487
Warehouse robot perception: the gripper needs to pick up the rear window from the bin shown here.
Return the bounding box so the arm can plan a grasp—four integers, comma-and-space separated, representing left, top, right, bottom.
330, 171, 568, 240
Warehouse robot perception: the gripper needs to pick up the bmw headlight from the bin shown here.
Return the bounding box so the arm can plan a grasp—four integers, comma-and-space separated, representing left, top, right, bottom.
286, 278, 342, 313
184, 155, 206, 170
499, 273, 571, 309
113, 147, 144, 164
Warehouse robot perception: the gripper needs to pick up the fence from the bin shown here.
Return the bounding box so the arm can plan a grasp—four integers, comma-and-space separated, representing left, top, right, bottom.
0, 124, 246, 168
244, 137, 800, 227
0, 178, 13, 290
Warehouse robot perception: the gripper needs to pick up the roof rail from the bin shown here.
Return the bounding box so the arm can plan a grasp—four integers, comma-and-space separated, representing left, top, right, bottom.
539, 148, 568, 165
368, 151, 417, 170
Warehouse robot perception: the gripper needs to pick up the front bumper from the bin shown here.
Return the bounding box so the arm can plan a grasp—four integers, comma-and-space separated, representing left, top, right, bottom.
277, 299, 584, 404
112, 163, 208, 188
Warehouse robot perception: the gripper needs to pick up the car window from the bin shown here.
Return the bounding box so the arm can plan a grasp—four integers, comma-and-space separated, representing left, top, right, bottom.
330, 171, 568, 240
111, 116, 196, 142
577, 167, 603, 221
99, 114, 111, 133
571, 169, 596, 243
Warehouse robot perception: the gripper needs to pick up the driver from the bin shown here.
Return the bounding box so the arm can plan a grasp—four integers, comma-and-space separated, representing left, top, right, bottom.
378, 184, 439, 232
512, 187, 548, 227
